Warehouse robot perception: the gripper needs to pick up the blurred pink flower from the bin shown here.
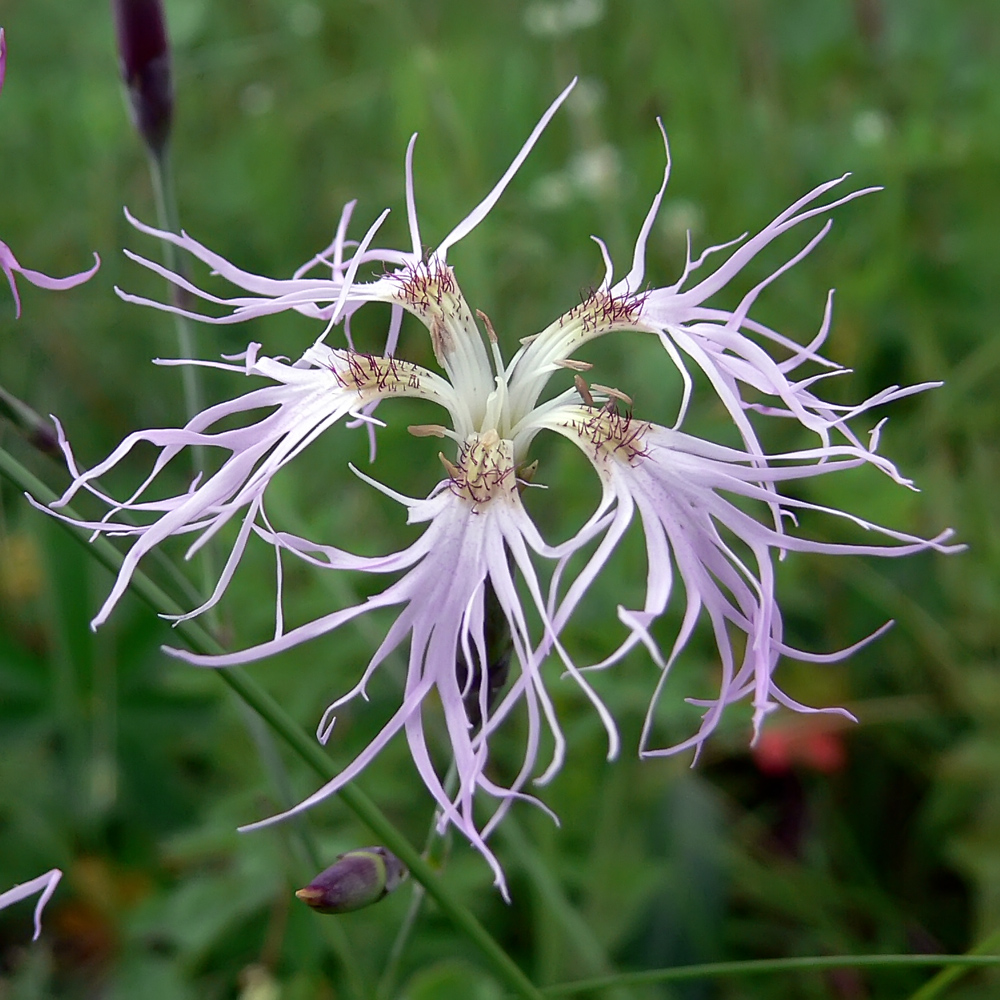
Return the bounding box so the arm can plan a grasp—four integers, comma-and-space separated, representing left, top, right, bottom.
1, 28, 100, 316
1, 238, 99, 318
44, 81, 959, 891
0, 869, 61, 941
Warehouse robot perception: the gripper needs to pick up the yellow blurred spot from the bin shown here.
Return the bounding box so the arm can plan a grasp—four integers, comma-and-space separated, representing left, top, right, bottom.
0, 533, 45, 602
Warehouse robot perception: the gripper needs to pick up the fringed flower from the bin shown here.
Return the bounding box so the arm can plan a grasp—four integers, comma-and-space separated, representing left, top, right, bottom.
42, 80, 958, 892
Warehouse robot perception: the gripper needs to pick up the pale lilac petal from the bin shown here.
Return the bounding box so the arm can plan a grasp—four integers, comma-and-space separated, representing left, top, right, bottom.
161, 484, 604, 892
1, 239, 99, 318
545, 412, 961, 757
435, 78, 577, 260
0, 869, 62, 941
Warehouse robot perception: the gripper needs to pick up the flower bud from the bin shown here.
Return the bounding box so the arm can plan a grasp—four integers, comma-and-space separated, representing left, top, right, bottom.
295, 847, 407, 914
111, 0, 173, 156
0, 28, 7, 97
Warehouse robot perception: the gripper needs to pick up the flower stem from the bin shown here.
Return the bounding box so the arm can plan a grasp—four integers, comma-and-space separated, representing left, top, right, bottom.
146, 148, 219, 614
147, 148, 204, 430
906, 927, 1000, 1000
0, 383, 60, 456
0, 445, 545, 1000
537, 954, 1000, 997
375, 764, 457, 1000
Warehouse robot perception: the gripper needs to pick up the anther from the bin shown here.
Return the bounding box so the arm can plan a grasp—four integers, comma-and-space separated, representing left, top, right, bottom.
408, 424, 448, 438
439, 453, 462, 480
573, 375, 595, 408
517, 459, 539, 485
476, 309, 499, 344
555, 359, 593, 372
591, 384, 634, 407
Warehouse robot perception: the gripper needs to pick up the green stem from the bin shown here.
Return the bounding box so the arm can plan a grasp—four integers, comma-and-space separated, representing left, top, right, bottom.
146, 147, 218, 614
499, 817, 631, 999
906, 926, 1000, 1000
239, 702, 368, 1000
537, 955, 1000, 998
0, 384, 60, 457
148, 148, 204, 427
0, 445, 544, 1000
376, 764, 458, 1000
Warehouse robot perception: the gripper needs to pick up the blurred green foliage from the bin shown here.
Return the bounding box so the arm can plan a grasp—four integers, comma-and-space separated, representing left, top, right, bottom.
1, 0, 998, 997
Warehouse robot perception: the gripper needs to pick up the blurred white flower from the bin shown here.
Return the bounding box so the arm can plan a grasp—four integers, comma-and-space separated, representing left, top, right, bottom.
524, 0, 605, 38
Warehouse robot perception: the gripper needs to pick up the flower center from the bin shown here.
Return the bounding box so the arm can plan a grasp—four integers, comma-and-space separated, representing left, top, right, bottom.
441, 430, 516, 507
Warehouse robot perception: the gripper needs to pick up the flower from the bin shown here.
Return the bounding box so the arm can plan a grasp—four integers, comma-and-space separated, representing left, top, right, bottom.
0, 868, 61, 941
1, 28, 100, 317
43, 81, 958, 892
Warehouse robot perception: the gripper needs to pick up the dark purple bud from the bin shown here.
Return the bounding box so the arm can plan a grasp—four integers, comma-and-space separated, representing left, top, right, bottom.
0, 28, 8, 98
295, 847, 408, 914
111, 0, 173, 155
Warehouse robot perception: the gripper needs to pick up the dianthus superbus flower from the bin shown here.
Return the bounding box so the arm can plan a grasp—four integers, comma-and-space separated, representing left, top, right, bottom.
42, 81, 959, 892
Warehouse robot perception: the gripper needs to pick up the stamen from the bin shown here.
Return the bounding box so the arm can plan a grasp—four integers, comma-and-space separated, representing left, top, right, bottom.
591, 384, 634, 407
573, 375, 595, 408
555, 359, 594, 372
562, 406, 650, 466
439, 453, 462, 479
517, 459, 539, 485
408, 424, 448, 438
476, 309, 499, 344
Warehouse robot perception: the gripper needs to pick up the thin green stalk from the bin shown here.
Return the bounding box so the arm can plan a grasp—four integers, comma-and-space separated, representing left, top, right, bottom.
238, 702, 368, 1000
146, 147, 218, 614
536, 955, 1000, 998
147, 149, 204, 428
0, 445, 544, 1000
0, 385, 59, 457
906, 927, 1000, 1000
376, 765, 458, 1000
499, 817, 632, 1000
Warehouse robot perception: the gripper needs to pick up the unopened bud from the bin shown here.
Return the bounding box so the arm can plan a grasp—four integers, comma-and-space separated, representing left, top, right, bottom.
111, 0, 173, 155
0, 28, 8, 98
295, 847, 407, 914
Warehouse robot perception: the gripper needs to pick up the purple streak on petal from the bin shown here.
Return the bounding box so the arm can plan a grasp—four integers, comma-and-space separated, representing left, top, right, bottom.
158, 484, 612, 888
39, 348, 366, 628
